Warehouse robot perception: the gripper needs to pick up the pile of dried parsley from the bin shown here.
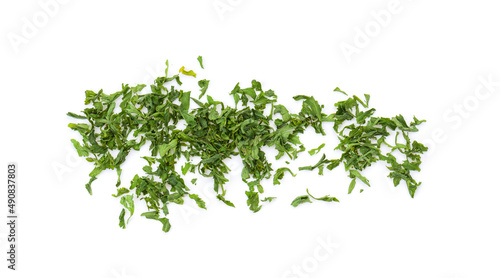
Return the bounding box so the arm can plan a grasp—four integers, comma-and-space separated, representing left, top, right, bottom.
68, 57, 427, 233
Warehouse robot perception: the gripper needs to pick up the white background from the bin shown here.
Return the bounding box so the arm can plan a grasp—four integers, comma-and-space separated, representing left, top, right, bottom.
1, 0, 500, 277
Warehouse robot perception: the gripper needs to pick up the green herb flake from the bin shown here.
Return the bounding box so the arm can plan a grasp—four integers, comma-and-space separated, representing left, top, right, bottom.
291, 195, 312, 207
197, 56, 204, 69
308, 143, 326, 156
261, 197, 277, 202
179, 66, 197, 78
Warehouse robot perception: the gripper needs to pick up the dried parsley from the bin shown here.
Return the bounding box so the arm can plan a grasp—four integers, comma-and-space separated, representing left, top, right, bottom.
68, 57, 427, 233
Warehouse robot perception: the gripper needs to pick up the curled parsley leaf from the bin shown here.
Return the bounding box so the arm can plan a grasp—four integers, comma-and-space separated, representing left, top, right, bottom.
291, 195, 312, 207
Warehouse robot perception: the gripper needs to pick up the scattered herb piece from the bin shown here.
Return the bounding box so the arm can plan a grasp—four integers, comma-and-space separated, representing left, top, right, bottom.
306, 188, 339, 203
273, 167, 296, 185
197, 56, 204, 69
198, 79, 210, 99
291, 195, 312, 207
261, 197, 277, 202
308, 143, 326, 156
179, 66, 197, 77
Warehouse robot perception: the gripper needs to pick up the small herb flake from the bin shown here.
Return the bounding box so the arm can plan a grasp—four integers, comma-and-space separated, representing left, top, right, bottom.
197, 56, 204, 69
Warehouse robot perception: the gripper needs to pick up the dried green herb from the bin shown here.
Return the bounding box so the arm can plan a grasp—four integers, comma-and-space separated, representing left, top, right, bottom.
328, 94, 427, 197
261, 197, 277, 203
68, 57, 427, 233
308, 143, 325, 156
291, 195, 312, 207
197, 56, 204, 69
306, 189, 339, 203
273, 167, 296, 185
291, 189, 340, 207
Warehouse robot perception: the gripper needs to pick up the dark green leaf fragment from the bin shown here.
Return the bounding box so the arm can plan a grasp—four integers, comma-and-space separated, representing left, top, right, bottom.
273, 104, 291, 122
159, 218, 171, 233
120, 195, 134, 223
217, 194, 235, 207
197, 56, 204, 69
189, 194, 207, 209
158, 139, 178, 157
273, 167, 296, 185
299, 154, 331, 173
334, 87, 348, 96
291, 195, 312, 207
349, 170, 370, 186
85, 176, 96, 195
198, 79, 210, 99
308, 143, 325, 156
141, 211, 159, 219
71, 139, 89, 157
348, 179, 356, 194
67, 112, 86, 119
119, 209, 126, 229
306, 189, 339, 203
112, 187, 130, 197
245, 191, 262, 212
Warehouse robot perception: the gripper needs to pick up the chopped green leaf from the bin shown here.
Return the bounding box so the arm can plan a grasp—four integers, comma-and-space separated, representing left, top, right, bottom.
291, 195, 312, 207
197, 56, 204, 69
179, 66, 197, 78
308, 143, 325, 156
